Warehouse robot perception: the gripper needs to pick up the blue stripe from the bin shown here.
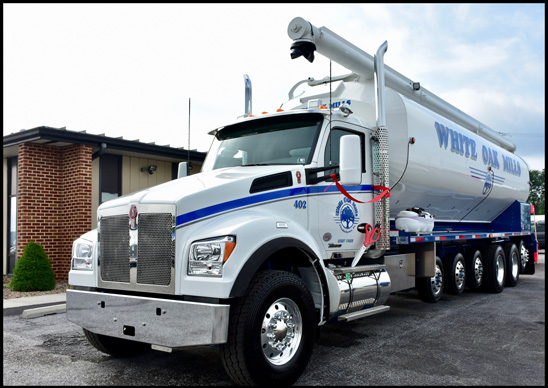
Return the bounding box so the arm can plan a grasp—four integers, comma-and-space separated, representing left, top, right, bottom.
176, 184, 374, 226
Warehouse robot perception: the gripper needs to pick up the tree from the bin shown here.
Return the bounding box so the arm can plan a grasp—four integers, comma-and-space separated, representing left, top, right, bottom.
528, 169, 545, 215
10, 241, 56, 291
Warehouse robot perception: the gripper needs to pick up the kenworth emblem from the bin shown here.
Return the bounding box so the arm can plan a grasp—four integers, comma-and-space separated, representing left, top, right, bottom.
129, 205, 138, 229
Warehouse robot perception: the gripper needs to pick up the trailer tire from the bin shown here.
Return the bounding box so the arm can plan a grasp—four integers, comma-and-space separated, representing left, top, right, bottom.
416, 256, 444, 303
518, 240, 529, 274
443, 253, 466, 295
481, 245, 506, 293
83, 329, 150, 357
465, 249, 483, 290
504, 243, 519, 287
220, 270, 316, 386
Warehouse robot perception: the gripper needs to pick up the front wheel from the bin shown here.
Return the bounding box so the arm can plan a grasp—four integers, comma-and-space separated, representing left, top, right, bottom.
221, 271, 316, 386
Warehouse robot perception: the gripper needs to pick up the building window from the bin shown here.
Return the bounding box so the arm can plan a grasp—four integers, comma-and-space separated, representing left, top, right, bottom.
7, 157, 17, 274
100, 154, 121, 204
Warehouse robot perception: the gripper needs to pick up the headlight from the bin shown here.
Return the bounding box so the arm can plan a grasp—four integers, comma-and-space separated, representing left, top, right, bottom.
188, 236, 236, 277
72, 239, 94, 271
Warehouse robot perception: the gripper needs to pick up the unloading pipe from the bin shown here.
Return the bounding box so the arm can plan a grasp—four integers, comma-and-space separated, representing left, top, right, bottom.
287, 17, 516, 152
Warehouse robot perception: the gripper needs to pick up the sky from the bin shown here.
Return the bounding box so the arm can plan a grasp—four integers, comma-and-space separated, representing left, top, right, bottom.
3, 3, 545, 171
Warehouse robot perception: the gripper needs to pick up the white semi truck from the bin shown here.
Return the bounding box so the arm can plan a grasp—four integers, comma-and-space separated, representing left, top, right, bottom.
67, 17, 538, 385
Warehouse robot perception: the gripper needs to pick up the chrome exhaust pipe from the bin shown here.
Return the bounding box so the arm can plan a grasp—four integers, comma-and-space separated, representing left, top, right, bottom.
244, 74, 252, 117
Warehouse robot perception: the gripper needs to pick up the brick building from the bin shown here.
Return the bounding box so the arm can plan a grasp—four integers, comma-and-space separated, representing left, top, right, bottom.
3, 126, 206, 280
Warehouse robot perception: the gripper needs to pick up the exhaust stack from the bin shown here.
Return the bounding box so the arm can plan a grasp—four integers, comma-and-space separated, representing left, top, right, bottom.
244, 74, 252, 117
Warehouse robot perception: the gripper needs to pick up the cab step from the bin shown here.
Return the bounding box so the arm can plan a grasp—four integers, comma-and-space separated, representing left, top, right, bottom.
337, 305, 390, 322
332, 264, 386, 276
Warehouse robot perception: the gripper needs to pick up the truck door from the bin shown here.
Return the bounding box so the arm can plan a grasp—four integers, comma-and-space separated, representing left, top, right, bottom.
309, 123, 375, 259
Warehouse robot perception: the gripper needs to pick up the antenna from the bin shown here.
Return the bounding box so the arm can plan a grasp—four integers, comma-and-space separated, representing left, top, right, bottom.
188, 98, 191, 162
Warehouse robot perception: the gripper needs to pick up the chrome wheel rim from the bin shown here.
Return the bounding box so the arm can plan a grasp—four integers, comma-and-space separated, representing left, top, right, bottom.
473, 256, 483, 285
495, 253, 505, 285
520, 244, 529, 271
261, 298, 302, 366
454, 260, 466, 291
510, 250, 519, 279
431, 263, 443, 296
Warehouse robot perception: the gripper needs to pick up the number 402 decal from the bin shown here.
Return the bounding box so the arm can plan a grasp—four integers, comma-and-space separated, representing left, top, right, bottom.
294, 200, 307, 209
293, 200, 306, 209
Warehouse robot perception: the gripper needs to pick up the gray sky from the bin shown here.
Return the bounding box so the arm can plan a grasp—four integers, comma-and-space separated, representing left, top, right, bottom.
3, 3, 545, 170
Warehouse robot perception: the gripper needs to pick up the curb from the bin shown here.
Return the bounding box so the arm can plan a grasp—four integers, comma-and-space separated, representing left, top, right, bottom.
21, 304, 67, 319
3, 293, 67, 317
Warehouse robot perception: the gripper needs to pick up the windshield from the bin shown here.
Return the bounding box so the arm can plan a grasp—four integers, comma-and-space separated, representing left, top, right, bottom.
204, 113, 323, 170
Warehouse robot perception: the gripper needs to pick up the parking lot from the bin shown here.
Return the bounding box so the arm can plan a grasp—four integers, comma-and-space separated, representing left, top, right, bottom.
3, 253, 545, 386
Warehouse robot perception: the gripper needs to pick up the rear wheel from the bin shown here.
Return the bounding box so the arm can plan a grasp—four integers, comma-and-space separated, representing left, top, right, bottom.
465, 249, 483, 290
443, 253, 466, 295
221, 270, 316, 386
504, 243, 519, 287
481, 245, 505, 293
417, 256, 444, 303
518, 240, 529, 274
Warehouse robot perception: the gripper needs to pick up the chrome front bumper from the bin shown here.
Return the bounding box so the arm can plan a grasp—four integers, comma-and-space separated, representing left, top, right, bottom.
66, 289, 229, 347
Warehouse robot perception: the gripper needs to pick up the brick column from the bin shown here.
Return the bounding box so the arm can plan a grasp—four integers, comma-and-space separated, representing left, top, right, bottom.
17, 143, 92, 281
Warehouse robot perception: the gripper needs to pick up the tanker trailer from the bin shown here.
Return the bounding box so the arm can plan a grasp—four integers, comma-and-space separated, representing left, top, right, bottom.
286, 16, 536, 302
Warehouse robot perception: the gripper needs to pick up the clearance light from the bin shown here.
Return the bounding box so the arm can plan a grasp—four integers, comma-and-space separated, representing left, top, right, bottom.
276, 108, 284, 112
319, 105, 328, 109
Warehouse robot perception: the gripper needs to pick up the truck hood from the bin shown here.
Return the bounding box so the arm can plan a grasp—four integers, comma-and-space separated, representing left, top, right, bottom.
98, 166, 304, 226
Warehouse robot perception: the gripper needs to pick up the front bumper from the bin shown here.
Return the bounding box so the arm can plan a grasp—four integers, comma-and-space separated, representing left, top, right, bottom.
66, 289, 229, 347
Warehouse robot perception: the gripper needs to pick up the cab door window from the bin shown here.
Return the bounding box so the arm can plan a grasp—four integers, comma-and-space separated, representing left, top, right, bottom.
324, 128, 365, 174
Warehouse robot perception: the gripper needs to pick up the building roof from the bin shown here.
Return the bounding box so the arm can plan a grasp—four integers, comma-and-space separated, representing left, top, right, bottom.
3, 126, 206, 162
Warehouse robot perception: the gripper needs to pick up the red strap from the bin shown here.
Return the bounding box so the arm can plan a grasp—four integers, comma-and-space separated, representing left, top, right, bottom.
327, 173, 390, 203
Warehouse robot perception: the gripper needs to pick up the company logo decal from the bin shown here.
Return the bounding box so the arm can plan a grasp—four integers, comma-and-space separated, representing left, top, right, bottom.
469, 167, 505, 196
335, 197, 359, 233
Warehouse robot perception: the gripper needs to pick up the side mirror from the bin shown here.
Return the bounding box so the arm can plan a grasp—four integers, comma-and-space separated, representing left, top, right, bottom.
177, 162, 189, 179
339, 135, 362, 185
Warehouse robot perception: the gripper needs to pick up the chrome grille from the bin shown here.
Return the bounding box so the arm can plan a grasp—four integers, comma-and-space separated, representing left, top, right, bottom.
100, 215, 130, 283
136, 213, 173, 286
99, 210, 174, 290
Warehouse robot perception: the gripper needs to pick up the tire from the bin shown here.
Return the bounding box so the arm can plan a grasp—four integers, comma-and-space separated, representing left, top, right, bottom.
220, 270, 316, 386
504, 243, 519, 287
443, 253, 466, 295
518, 240, 529, 274
481, 244, 506, 293
465, 249, 484, 290
83, 328, 150, 357
416, 256, 444, 303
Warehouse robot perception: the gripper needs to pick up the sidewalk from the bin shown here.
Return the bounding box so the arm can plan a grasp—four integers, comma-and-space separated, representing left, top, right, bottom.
3, 293, 66, 317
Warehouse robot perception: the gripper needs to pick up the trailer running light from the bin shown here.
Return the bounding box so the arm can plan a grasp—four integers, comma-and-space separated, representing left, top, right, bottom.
188, 236, 236, 277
